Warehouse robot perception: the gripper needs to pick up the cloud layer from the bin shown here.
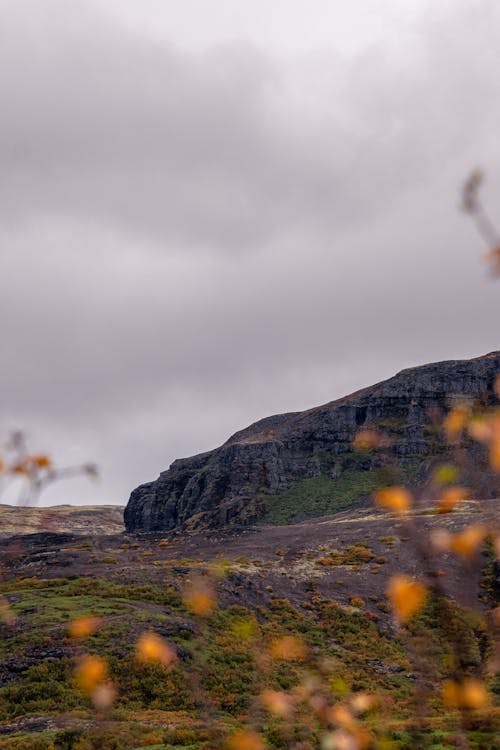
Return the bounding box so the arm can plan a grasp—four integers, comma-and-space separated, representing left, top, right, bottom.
1, 0, 500, 504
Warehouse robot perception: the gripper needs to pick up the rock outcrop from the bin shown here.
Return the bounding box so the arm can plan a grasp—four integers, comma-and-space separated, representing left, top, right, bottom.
124, 351, 500, 532
0, 504, 124, 538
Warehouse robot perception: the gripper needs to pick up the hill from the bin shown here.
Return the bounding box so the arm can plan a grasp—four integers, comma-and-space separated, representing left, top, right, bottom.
0, 495, 497, 749
125, 351, 500, 532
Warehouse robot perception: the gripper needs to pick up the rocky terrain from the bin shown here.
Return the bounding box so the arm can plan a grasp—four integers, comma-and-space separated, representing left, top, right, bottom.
125, 351, 500, 533
0, 504, 124, 538
0, 495, 498, 749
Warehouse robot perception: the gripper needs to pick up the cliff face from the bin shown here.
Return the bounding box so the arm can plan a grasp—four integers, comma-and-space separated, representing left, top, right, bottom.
124, 352, 500, 532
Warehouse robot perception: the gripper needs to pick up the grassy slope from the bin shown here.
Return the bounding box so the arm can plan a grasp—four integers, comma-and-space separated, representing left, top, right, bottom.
262, 461, 417, 525
0, 569, 497, 750
262, 471, 384, 525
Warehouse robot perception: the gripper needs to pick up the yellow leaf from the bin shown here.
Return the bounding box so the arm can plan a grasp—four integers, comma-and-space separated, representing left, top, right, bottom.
442, 679, 490, 710
374, 486, 412, 514
350, 693, 376, 714
386, 575, 427, 623
443, 405, 469, 443
183, 579, 216, 616
468, 416, 491, 443
31, 454, 52, 468
136, 631, 176, 666
328, 704, 354, 729
68, 616, 101, 639
432, 464, 460, 485
75, 655, 108, 695
449, 524, 487, 559
461, 679, 490, 709
436, 486, 469, 514
352, 430, 386, 452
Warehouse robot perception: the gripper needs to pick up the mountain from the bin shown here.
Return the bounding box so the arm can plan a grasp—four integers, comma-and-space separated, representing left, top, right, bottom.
0, 504, 124, 538
124, 351, 500, 532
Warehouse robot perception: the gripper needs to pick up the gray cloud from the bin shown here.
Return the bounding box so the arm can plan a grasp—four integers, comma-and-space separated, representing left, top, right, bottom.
1, 0, 500, 504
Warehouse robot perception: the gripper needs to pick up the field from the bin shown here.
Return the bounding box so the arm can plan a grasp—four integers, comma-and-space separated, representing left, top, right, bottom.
0, 498, 498, 749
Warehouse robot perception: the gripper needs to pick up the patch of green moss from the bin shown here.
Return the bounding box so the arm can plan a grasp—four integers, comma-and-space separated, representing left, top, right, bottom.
262, 470, 385, 525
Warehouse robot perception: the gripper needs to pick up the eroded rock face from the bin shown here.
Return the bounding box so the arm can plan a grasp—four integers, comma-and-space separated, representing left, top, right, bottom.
124, 351, 500, 532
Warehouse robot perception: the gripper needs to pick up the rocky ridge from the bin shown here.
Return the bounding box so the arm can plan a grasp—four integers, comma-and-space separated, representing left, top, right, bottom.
0, 504, 124, 538
125, 351, 500, 532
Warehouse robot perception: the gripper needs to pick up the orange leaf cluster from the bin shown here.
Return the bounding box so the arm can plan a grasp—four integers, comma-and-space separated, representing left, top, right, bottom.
183, 579, 216, 616
386, 575, 427, 623
352, 429, 387, 452
75, 655, 108, 695
136, 631, 177, 666
442, 678, 490, 710
68, 616, 102, 639
260, 689, 293, 718
29, 454, 52, 468
443, 405, 470, 443
436, 486, 470, 514
432, 524, 487, 559
468, 411, 500, 472
373, 486, 412, 514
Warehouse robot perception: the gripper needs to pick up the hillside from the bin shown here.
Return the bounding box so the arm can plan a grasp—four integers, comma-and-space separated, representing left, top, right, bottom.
0, 504, 124, 538
0, 496, 498, 749
125, 351, 500, 532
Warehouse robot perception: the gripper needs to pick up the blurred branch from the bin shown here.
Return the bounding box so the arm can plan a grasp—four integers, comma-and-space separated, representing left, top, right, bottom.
462, 169, 500, 276
0, 429, 98, 506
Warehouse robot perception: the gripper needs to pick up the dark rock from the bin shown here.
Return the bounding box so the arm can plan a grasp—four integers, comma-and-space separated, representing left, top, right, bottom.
493, 559, 500, 591
125, 351, 500, 532
175, 645, 193, 661
156, 620, 198, 638
367, 658, 405, 674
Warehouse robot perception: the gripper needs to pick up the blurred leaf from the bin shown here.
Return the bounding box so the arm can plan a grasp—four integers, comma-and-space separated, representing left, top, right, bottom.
386, 575, 427, 623
136, 631, 177, 666
374, 486, 412, 514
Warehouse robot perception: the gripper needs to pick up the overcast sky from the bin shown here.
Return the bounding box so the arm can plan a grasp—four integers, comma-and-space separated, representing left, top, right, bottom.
1, 0, 499, 506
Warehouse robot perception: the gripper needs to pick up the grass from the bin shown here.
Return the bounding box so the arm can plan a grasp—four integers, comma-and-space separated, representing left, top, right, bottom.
262, 469, 386, 525
1, 567, 498, 749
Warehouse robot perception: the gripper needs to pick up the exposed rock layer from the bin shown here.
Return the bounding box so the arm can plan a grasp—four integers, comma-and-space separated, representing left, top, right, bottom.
0, 504, 124, 538
125, 352, 500, 532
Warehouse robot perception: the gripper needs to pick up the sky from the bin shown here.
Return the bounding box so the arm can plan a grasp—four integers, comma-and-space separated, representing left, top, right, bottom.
1, 0, 500, 506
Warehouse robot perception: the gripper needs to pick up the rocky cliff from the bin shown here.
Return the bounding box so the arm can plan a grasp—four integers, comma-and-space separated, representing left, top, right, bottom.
124, 351, 500, 532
